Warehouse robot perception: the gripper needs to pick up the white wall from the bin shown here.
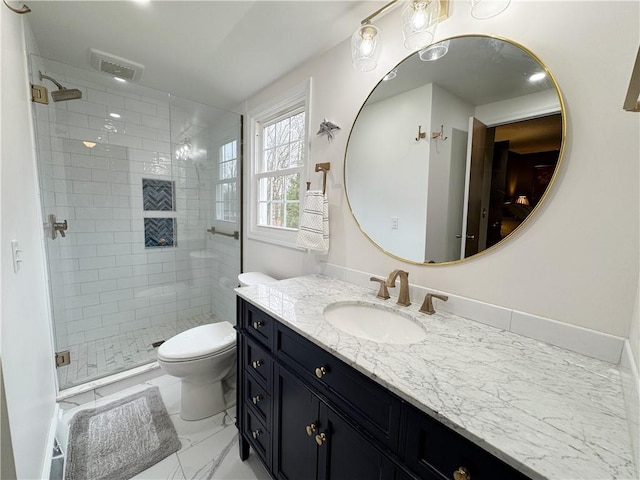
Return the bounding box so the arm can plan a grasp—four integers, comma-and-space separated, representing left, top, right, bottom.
347, 84, 432, 262
244, 1, 640, 344
427, 83, 474, 262
0, 9, 57, 479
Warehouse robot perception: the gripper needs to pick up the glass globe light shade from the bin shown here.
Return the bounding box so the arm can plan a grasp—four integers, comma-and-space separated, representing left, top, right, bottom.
402, 0, 441, 51
470, 0, 511, 19
352, 24, 380, 72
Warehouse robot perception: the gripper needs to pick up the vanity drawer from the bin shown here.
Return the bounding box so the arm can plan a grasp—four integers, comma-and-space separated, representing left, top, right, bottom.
403, 406, 531, 480
243, 336, 272, 388
244, 407, 271, 470
244, 373, 271, 429
275, 323, 401, 450
242, 301, 273, 348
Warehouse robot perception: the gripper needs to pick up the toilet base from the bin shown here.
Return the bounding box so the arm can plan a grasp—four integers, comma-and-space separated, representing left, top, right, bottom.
180, 378, 226, 421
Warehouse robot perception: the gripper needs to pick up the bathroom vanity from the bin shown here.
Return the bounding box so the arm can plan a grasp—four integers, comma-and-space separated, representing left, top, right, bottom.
235, 275, 636, 480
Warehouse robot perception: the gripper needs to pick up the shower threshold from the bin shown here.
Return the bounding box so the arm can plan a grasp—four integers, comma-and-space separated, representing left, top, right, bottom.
56, 313, 214, 395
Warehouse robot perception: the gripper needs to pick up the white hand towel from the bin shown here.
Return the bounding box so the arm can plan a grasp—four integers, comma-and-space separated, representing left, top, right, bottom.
296, 190, 329, 253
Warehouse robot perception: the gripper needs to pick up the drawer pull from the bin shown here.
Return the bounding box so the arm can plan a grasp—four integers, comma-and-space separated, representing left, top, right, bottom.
252, 360, 263, 369
314, 366, 327, 378
252, 429, 262, 439
305, 423, 317, 436
252, 321, 264, 329
453, 467, 471, 480
315, 432, 327, 446
251, 395, 262, 405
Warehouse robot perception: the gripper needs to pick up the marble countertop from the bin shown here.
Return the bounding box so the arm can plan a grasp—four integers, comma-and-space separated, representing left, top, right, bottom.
236, 274, 636, 480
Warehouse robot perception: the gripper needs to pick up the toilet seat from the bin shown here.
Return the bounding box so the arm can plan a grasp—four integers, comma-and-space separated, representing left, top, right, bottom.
157, 322, 235, 363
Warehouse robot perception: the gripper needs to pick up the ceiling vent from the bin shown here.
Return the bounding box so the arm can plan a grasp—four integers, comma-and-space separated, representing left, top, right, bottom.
89, 48, 144, 81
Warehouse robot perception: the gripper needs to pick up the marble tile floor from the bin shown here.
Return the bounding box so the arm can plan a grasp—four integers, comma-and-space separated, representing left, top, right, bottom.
59, 373, 271, 480
57, 313, 214, 390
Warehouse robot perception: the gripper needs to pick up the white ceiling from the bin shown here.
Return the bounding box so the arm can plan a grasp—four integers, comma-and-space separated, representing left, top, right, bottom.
26, 1, 385, 110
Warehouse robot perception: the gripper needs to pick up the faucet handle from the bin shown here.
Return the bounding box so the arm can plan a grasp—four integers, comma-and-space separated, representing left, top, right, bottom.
419, 293, 448, 315
370, 277, 391, 299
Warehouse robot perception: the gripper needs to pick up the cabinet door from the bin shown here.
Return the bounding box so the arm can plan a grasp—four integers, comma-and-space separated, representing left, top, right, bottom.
274, 366, 319, 480
403, 406, 530, 480
317, 403, 398, 480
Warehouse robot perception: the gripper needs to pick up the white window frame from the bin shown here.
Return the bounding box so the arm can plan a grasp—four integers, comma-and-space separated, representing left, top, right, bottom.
214, 138, 239, 224
247, 78, 311, 248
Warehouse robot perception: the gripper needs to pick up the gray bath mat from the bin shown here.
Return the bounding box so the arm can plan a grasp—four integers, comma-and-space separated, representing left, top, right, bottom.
65, 387, 181, 480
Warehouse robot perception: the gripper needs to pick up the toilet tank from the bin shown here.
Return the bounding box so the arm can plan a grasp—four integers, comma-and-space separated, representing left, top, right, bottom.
237, 272, 277, 287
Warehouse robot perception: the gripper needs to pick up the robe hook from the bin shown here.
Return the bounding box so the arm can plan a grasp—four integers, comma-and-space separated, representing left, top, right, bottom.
415, 125, 427, 142
432, 124, 448, 141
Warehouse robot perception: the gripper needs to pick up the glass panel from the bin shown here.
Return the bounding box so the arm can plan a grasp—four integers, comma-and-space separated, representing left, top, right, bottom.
30, 54, 241, 390
285, 173, 300, 228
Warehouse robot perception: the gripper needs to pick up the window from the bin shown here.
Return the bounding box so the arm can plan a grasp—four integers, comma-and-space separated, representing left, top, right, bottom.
248, 79, 310, 247
215, 140, 238, 223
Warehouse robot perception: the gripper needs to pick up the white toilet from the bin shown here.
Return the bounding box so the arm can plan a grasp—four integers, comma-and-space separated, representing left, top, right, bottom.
157, 272, 277, 421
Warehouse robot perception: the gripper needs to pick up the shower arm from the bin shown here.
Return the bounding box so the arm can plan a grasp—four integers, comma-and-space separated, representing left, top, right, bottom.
39, 72, 65, 90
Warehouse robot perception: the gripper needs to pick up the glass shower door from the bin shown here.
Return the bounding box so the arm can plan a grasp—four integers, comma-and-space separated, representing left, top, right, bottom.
29, 54, 241, 390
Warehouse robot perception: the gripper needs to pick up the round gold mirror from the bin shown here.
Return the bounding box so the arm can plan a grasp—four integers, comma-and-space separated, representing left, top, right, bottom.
345, 35, 565, 265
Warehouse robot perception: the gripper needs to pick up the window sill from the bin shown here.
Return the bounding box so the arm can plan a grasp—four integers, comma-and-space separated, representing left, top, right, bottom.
246, 229, 307, 251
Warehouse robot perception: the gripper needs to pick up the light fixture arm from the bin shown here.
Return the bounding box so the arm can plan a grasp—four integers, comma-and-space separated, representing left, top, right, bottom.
361, 0, 400, 25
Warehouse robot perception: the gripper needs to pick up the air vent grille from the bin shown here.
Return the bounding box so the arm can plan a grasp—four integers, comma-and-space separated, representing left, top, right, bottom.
99, 60, 137, 80
89, 48, 145, 82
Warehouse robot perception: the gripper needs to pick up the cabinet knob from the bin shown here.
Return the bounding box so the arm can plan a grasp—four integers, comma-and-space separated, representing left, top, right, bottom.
305, 423, 317, 436
251, 395, 262, 404
252, 321, 264, 329
252, 429, 262, 439
315, 432, 327, 446
251, 360, 263, 369
453, 467, 471, 480
314, 366, 327, 378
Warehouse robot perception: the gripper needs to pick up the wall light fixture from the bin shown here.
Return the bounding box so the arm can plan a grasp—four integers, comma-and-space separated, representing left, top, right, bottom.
351, 0, 450, 72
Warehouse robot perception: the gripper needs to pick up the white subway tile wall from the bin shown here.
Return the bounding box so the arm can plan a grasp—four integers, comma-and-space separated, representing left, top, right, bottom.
32, 59, 241, 388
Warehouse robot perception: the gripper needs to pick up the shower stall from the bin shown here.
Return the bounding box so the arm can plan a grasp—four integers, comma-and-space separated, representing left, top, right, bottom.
29, 55, 242, 391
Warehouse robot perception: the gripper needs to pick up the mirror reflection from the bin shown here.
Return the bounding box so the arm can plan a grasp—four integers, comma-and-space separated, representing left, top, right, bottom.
345, 35, 564, 264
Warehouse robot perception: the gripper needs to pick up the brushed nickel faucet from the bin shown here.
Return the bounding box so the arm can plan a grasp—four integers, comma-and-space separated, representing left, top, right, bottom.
386, 269, 410, 306
370, 277, 390, 299
419, 293, 448, 315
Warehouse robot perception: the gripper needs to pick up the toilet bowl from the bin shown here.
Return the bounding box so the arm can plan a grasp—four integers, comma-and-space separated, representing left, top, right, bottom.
158, 272, 277, 421
158, 322, 236, 421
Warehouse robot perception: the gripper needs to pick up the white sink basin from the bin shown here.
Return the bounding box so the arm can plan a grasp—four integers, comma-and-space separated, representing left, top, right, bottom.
323, 302, 427, 345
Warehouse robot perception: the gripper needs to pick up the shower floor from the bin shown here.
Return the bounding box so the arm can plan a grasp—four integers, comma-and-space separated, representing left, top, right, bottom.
57, 313, 214, 390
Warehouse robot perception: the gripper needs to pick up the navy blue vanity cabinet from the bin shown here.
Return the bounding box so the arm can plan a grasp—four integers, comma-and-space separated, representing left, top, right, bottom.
402, 405, 531, 480
237, 298, 275, 470
275, 321, 402, 451
236, 298, 533, 480
274, 365, 398, 480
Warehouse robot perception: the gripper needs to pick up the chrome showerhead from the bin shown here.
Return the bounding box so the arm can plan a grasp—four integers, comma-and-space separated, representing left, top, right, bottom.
39, 71, 82, 102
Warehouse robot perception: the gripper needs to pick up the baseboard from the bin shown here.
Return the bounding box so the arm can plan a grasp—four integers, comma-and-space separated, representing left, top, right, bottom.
319, 262, 626, 364
620, 340, 640, 471
42, 403, 60, 480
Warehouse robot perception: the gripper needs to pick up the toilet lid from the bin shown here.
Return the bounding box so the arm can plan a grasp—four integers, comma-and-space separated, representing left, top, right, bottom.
157, 322, 235, 362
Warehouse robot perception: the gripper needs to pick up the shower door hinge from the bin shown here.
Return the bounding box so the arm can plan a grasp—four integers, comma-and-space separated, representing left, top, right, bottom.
31, 84, 49, 104
55, 350, 71, 368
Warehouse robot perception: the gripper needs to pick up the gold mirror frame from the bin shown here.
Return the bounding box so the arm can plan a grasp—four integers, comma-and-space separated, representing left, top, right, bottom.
344, 34, 567, 266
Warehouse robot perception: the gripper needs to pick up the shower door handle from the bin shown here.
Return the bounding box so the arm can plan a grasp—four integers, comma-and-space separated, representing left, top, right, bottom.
48, 214, 68, 240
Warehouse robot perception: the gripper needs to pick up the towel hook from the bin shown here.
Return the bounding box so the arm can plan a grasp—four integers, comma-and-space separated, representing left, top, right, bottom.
415, 125, 427, 142
432, 124, 448, 141
3, 0, 30, 13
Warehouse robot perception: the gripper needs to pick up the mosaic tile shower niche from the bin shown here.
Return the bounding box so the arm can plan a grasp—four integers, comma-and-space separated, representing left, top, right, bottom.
31, 55, 242, 389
